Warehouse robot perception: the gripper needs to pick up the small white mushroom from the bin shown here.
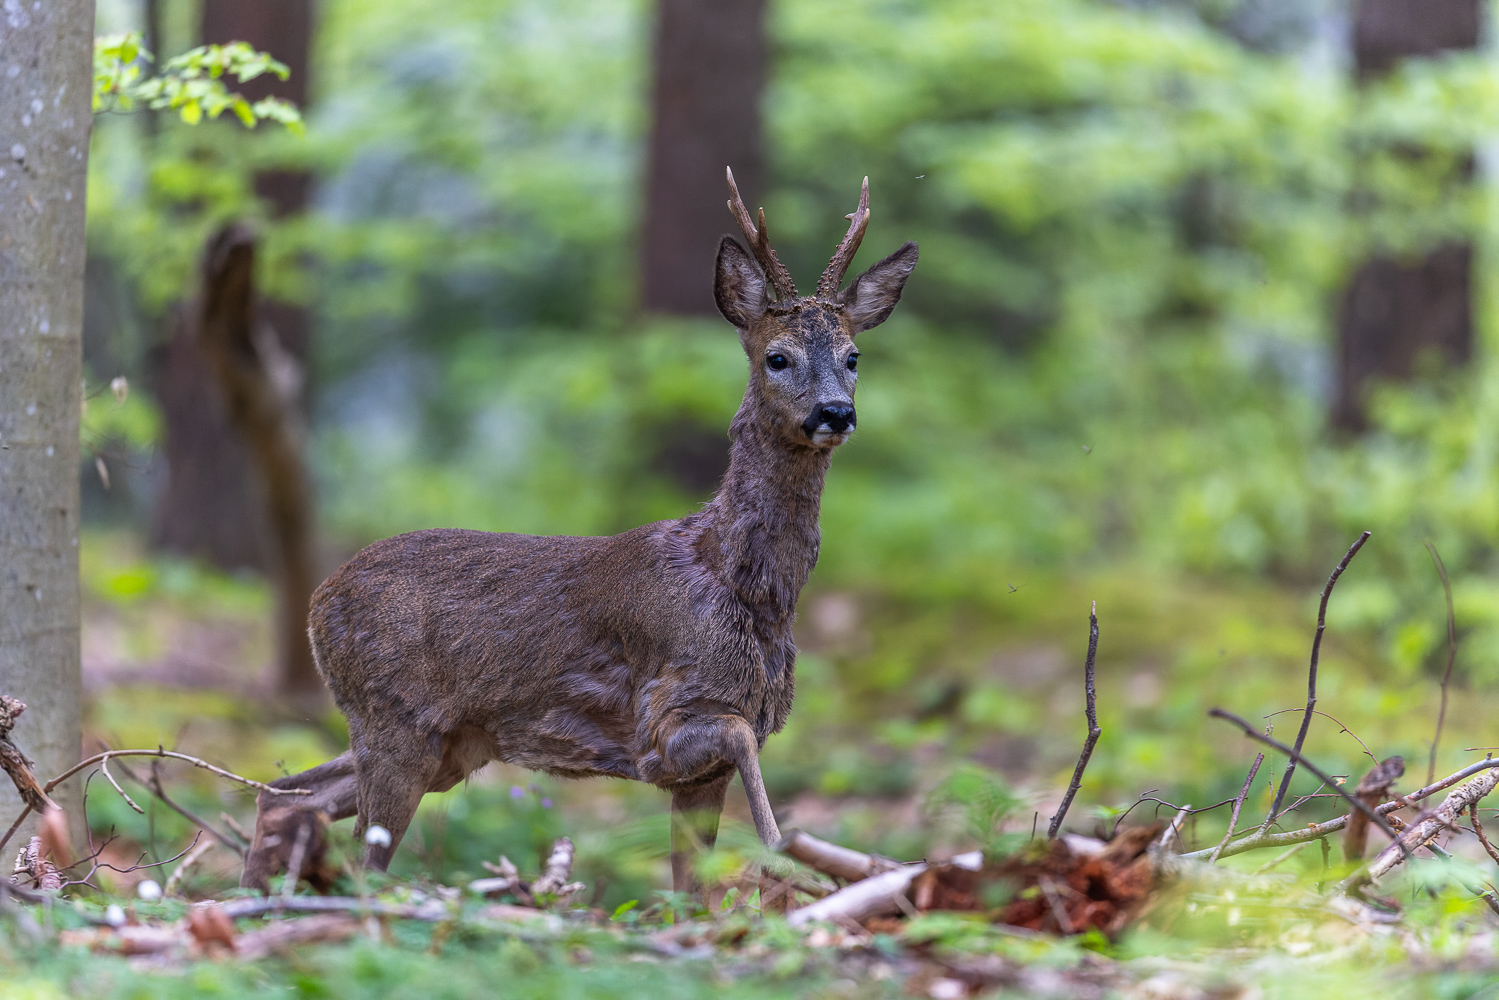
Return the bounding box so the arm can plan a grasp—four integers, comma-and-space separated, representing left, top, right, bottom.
364, 824, 392, 848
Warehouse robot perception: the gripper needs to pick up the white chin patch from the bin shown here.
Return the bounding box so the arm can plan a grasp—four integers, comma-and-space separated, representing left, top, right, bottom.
811, 429, 850, 446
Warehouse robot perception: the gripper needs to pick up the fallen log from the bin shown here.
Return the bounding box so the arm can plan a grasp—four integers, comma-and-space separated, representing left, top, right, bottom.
776, 829, 901, 883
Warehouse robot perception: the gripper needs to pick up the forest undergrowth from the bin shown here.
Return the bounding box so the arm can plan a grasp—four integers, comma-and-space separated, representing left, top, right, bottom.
4, 531, 1499, 998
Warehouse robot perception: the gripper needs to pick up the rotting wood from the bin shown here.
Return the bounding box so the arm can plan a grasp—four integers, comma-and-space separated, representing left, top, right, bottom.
1344, 756, 1404, 862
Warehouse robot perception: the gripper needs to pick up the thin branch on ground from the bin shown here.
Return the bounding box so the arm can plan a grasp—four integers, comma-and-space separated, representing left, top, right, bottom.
1047, 603, 1100, 839
1, 747, 309, 856
1252, 842, 1308, 875
1210, 707, 1405, 859
114, 757, 246, 857
1182, 758, 1499, 862
1471, 806, 1499, 866
1262, 708, 1378, 763
1363, 767, 1499, 882
163, 837, 215, 897
1426, 540, 1458, 785
1209, 753, 1264, 864
1268, 531, 1371, 822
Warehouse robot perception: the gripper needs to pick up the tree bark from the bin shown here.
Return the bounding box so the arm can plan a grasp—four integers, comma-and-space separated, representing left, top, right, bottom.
641, 0, 768, 316
151, 0, 314, 576
1335, 0, 1480, 429
0, 0, 95, 842
196, 225, 321, 699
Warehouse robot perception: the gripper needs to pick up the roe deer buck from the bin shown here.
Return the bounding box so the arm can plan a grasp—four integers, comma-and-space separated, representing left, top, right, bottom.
242, 169, 918, 893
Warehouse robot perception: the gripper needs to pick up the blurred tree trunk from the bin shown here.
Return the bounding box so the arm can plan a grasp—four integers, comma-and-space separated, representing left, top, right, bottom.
0, 0, 95, 841
195, 225, 321, 700
151, 0, 313, 577
641, 0, 768, 316
1334, 0, 1479, 430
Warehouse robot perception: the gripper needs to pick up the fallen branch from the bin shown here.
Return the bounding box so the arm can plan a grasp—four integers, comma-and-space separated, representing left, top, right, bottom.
112, 757, 246, 857
1268, 531, 1370, 822
777, 829, 900, 883
1047, 603, 1100, 839
531, 837, 576, 898
1364, 766, 1499, 881
218, 895, 452, 921
786, 863, 928, 928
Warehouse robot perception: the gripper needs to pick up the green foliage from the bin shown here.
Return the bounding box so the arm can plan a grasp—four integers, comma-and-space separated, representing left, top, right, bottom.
94, 32, 304, 132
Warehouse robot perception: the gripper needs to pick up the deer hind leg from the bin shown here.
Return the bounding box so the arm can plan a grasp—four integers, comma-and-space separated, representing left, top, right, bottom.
241, 751, 359, 891
670, 775, 731, 895
665, 713, 781, 846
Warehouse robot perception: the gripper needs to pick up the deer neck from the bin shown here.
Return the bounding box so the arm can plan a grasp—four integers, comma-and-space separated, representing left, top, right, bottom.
694, 400, 831, 622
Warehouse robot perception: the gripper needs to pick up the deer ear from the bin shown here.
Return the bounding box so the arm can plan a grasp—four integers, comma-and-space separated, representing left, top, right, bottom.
839, 241, 918, 334
715, 237, 768, 329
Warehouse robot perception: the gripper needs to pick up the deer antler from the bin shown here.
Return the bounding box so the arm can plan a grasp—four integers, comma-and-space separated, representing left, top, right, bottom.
726, 167, 797, 301
816, 176, 870, 300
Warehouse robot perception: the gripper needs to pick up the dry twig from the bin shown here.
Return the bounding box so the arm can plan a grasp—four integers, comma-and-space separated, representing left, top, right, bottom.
1210, 707, 1404, 856
163, 838, 215, 898
1268, 531, 1370, 822
1208, 754, 1264, 864
1047, 603, 1100, 839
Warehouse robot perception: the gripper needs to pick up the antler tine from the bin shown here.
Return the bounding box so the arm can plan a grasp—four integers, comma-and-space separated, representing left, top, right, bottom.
816, 176, 871, 299
725, 167, 797, 301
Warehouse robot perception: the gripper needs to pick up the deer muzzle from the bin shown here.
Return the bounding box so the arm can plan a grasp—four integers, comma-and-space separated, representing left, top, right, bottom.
802, 403, 856, 444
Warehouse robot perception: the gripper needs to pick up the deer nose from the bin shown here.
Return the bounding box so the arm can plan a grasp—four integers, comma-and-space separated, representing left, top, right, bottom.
803, 403, 855, 437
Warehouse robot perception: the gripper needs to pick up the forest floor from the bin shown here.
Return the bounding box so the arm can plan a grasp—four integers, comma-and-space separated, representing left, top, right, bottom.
4, 531, 1499, 997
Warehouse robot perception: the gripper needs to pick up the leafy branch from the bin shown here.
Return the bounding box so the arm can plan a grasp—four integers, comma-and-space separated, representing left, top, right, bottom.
93, 32, 303, 133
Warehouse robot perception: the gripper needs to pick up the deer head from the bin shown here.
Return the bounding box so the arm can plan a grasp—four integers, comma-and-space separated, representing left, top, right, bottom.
715, 168, 918, 450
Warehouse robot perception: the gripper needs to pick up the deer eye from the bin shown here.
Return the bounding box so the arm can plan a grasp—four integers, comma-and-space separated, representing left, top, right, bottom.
766, 353, 789, 371
846, 352, 859, 371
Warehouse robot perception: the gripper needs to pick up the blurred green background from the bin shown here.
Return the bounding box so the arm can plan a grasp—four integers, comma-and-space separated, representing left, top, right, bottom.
74, 0, 1499, 909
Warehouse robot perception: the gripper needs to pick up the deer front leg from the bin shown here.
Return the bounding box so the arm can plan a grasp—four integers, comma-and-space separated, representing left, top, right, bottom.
670, 775, 730, 894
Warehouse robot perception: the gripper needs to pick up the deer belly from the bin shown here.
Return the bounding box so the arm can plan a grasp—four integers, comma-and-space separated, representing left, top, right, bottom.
491, 705, 640, 781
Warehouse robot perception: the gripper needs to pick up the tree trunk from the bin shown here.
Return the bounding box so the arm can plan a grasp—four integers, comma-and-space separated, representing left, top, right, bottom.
0, 0, 96, 841
641, 0, 768, 316
196, 225, 321, 700
151, 0, 314, 576
1335, 0, 1480, 429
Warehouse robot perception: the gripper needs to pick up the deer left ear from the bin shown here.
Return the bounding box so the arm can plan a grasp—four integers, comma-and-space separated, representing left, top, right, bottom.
839, 241, 918, 334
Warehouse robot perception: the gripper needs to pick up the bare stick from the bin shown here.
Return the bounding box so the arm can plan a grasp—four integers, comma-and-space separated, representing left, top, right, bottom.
531, 837, 576, 897
1472, 807, 1499, 866
786, 863, 927, 928
1047, 603, 1100, 839
1181, 758, 1499, 862
1426, 541, 1457, 785
280, 819, 311, 905
1156, 804, 1191, 854
1268, 531, 1370, 822
1210, 707, 1403, 854
1252, 842, 1308, 875
98, 757, 142, 814
0, 805, 32, 857
163, 837, 214, 897
1263, 708, 1378, 763
1208, 753, 1264, 864
43, 749, 309, 797
112, 757, 245, 857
